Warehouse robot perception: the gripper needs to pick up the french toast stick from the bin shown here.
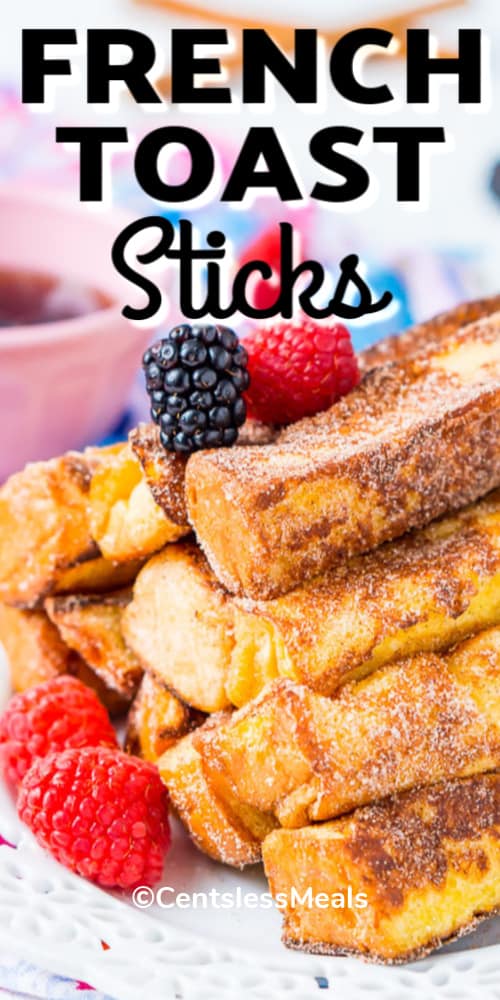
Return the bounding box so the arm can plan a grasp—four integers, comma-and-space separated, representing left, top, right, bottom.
125, 490, 500, 710
0, 603, 131, 714
262, 772, 500, 964
358, 293, 500, 371
128, 420, 278, 524
0, 441, 169, 607
186, 314, 500, 598
0, 603, 77, 691
122, 544, 234, 713
125, 672, 205, 761
89, 420, 277, 564
0, 452, 98, 608
0, 297, 492, 607
0, 412, 324, 605
0, 434, 185, 608
2, 298, 490, 608
158, 722, 276, 867
87, 440, 189, 563
129, 423, 189, 527
111, 301, 500, 555
197, 627, 500, 828
228, 487, 500, 701
45, 590, 142, 699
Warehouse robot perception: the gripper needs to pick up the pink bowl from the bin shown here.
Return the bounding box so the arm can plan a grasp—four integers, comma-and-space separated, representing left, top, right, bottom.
0, 187, 156, 480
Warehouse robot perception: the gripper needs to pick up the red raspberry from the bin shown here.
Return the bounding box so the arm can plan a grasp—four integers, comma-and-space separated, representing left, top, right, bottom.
244, 319, 360, 425
0, 676, 117, 787
18, 746, 171, 889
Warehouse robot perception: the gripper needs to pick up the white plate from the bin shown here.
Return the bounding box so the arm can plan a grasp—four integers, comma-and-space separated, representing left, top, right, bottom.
2, 649, 500, 1000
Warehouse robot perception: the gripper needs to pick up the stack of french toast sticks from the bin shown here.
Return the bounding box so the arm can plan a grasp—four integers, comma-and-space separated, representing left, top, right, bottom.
3, 295, 500, 963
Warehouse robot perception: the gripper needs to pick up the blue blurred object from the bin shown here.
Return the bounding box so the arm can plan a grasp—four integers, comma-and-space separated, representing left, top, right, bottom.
98, 411, 135, 446
347, 264, 414, 354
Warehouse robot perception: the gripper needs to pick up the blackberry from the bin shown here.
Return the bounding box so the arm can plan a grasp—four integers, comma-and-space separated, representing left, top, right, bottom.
142, 325, 249, 454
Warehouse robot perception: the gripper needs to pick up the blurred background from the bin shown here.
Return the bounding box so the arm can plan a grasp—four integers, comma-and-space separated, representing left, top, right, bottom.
0, 0, 499, 475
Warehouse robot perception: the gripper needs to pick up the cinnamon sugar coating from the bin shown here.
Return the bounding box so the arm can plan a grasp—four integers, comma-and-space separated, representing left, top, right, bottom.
186, 314, 500, 598
233, 487, 500, 696
359, 293, 500, 371
124, 487, 500, 714
196, 626, 500, 828
263, 772, 500, 963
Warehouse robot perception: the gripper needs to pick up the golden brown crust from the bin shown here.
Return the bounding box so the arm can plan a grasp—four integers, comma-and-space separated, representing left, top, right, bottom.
129, 423, 189, 526
158, 723, 275, 868
45, 589, 143, 698
129, 420, 277, 528
53, 556, 145, 595
0, 443, 150, 609
0, 602, 76, 690
0, 453, 98, 608
125, 672, 205, 761
197, 627, 500, 827
358, 294, 500, 372
187, 314, 500, 598
122, 543, 234, 713
130, 492, 500, 711
87, 441, 188, 563
231, 488, 500, 697
343, 776, 500, 903
282, 905, 500, 965
262, 772, 500, 963
47, 590, 132, 612
0, 602, 132, 715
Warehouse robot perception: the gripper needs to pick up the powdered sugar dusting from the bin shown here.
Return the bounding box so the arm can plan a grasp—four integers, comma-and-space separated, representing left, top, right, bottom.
197, 635, 500, 830
232, 488, 500, 692
187, 315, 500, 597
